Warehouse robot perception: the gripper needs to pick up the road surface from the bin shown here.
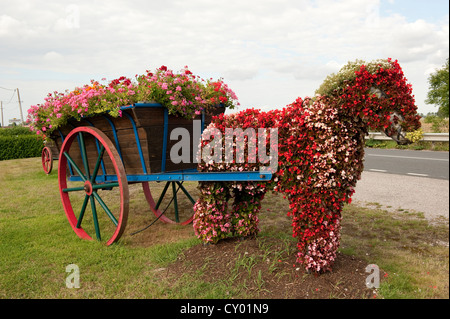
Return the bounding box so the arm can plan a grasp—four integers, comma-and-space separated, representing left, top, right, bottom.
352, 148, 449, 223
363, 148, 449, 180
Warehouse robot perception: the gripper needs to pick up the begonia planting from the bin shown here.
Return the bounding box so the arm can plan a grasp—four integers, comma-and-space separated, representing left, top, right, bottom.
194, 58, 421, 273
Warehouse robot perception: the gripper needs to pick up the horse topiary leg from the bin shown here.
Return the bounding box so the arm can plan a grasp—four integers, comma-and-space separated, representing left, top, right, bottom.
289, 193, 343, 273
230, 184, 266, 239
193, 181, 232, 244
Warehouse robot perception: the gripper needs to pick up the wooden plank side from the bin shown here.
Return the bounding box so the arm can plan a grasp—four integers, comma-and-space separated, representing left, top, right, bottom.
50, 106, 225, 176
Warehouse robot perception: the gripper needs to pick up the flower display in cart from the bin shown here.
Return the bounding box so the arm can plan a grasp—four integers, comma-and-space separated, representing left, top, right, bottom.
26, 66, 239, 140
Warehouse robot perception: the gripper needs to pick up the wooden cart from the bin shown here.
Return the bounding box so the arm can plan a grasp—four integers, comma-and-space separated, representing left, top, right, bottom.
52, 103, 271, 245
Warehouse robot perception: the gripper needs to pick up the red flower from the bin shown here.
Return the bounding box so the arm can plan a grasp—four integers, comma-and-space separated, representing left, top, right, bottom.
193, 58, 420, 274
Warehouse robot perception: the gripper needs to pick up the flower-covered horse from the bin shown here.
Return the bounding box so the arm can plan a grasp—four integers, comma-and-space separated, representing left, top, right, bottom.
193, 58, 421, 273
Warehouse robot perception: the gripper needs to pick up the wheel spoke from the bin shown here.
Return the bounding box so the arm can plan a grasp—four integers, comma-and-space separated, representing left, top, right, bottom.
62, 185, 85, 193
92, 191, 118, 226
142, 181, 195, 225
63, 152, 87, 182
90, 196, 101, 240
92, 182, 119, 190
91, 145, 105, 183
171, 182, 179, 223
155, 182, 171, 210
76, 195, 89, 228
176, 181, 196, 204
78, 132, 91, 180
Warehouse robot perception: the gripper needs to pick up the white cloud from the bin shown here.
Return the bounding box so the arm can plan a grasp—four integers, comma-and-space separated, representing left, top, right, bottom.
0, 0, 448, 121
0, 15, 22, 37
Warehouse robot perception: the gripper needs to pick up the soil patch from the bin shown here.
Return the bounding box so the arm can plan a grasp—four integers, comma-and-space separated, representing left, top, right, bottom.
166, 236, 382, 299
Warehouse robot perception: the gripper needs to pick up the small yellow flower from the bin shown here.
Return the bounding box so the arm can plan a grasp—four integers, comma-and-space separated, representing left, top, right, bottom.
405, 128, 424, 143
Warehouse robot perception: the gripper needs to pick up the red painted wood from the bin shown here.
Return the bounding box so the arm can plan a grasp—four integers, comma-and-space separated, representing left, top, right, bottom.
42, 146, 53, 174
58, 126, 129, 245
141, 182, 194, 225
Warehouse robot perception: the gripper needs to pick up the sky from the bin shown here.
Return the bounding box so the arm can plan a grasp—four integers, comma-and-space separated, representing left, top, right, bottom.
0, 0, 448, 125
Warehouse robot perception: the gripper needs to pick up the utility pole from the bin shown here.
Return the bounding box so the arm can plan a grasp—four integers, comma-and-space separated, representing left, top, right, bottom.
17, 88, 24, 124
1, 101, 3, 128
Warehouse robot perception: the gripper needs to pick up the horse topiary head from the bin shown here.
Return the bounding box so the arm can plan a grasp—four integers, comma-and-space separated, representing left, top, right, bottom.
316, 58, 421, 145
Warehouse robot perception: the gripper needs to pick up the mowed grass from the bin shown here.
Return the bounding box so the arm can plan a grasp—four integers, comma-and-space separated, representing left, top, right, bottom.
0, 158, 201, 298
0, 157, 448, 299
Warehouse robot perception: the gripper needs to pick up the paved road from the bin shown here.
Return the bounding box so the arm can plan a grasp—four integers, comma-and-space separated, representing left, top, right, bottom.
363, 148, 449, 180
352, 148, 449, 223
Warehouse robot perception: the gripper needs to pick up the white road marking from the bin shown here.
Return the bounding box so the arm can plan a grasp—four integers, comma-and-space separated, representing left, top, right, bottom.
407, 173, 429, 177
366, 154, 449, 162
369, 169, 430, 178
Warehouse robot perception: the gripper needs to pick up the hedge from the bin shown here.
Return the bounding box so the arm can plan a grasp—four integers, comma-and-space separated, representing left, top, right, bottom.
0, 135, 44, 161
0, 126, 35, 137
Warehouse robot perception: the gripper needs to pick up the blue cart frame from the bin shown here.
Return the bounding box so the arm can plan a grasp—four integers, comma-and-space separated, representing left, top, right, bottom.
56, 103, 272, 244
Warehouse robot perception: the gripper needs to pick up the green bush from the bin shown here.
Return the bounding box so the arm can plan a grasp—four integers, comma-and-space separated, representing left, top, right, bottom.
0, 126, 34, 136
423, 114, 449, 133
0, 134, 44, 161
365, 138, 448, 151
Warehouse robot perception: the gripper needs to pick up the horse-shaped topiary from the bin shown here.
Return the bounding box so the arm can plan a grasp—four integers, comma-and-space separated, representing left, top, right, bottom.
193, 58, 421, 273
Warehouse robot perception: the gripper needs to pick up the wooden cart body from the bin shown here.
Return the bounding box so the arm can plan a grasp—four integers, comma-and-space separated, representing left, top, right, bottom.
54, 103, 272, 244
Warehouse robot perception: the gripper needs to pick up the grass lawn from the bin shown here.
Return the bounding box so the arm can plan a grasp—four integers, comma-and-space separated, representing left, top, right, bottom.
0, 157, 448, 299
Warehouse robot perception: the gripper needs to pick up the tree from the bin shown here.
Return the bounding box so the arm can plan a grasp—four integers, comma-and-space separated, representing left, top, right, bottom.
425, 58, 449, 117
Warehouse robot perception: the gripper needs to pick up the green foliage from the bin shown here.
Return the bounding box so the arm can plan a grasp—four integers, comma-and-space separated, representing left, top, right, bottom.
425, 58, 449, 117
0, 133, 44, 161
364, 138, 449, 151
424, 113, 449, 133
315, 59, 393, 96
0, 126, 34, 136
405, 128, 424, 143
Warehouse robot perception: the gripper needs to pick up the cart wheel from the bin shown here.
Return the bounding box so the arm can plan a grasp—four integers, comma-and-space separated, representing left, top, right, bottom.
142, 181, 195, 225
42, 146, 53, 174
58, 126, 129, 245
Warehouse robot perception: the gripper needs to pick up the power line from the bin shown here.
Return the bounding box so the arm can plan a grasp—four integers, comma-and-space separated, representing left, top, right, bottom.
0, 86, 16, 91
0, 89, 17, 104
0, 86, 24, 123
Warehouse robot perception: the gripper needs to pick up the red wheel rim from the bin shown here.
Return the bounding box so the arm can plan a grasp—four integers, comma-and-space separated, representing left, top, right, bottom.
42, 146, 53, 174
58, 126, 129, 245
142, 182, 194, 225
